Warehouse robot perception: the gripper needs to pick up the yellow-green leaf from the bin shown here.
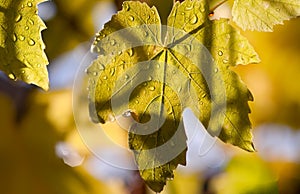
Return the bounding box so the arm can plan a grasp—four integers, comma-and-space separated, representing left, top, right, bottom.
88, 0, 259, 192
0, 0, 49, 90
232, 0, 300, 31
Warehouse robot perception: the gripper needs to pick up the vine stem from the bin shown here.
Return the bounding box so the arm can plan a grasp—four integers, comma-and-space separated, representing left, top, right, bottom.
210, 0, 228, 12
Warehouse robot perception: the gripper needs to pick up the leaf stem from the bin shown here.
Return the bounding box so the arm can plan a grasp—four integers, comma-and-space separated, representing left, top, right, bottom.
210, 0, 228, 12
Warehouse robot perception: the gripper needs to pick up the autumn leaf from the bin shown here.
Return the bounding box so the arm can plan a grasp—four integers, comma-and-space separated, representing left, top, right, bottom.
0, 0, 49, 90
88, 0, 259, 192
232, 0, 300, 31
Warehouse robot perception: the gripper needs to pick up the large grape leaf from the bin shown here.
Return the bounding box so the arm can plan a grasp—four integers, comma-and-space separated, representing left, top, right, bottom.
232, 0, 300, 31
0, 0, 49, 90
88, 0, 259, 192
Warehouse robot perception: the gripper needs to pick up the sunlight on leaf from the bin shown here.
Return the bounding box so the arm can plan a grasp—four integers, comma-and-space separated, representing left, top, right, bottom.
232, 0, 300, 31
0, 0, 49, 90
88, 0, 260, 192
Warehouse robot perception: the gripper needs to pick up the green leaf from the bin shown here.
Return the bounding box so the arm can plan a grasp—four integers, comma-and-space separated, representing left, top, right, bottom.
88, 0, 259, 192
232, 0, 300, 31
0, 0, 49, 90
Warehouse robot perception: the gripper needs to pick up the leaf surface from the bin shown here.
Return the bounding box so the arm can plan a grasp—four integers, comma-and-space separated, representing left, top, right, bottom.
88, 0, 259, 192
232, 0, 300, 31
0, 0, 49, 90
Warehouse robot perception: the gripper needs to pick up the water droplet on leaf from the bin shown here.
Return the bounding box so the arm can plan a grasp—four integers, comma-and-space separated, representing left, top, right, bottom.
103, 75, 108, 80
19, 35, 25, 41
27, 2, 33, 7
214, 68, 218, 73
190, 14, 198, 24
28, 19, 34, 25
25, 26, 29, 30
128, 15, 134, 21
218, 50, 223, 56
15, 14, 22, 22
110, 68, 115, 76
8, 73, 16, 80
127, 48, 134, 57
12, 34, 17, 42
28, 39, 35, 46
149, 86, 155, 91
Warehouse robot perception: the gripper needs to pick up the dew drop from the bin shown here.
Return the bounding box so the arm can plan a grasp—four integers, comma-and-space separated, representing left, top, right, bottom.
91, 45, 100, 53
218, 50, 223, 56
143, 82, 147, 86
148, 76, 152, 81
127, 48, 134, 57
128, 15, 134, 21
181, 12, 185, 15
28, 38, 35, 46
19, 35, 25, 41
190, 14, 198, 24
28, 19, 34, 25
110, 68, 115, 76
214, 68, 218, 73
21, 70, 25, 74
12, 34, 17, 42
125, 74, 129, 80
93, 72, 98, 76
15, 14, 22, 22
25, 26, 29, 30
103, 75, 108, 80
135, 100, 139, 104
8, 73, 16, 80
156, 64, 160, 69
27, 2, 33, 7
201, 93, 206, 98
98, 63, 105, 70
149, 86, 155, 91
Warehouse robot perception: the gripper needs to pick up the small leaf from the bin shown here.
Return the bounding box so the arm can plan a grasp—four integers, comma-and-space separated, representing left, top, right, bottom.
232, 0, 300, 31
0, 0, 49, 90
89, 0, 260, 192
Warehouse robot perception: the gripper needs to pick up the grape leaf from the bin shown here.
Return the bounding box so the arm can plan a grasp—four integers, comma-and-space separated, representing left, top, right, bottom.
88, 0, 259, 192
0, 0, 49, 90
232, 0, 300, 31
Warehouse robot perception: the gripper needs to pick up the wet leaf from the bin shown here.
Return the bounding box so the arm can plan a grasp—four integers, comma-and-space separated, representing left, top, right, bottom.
0, 0, 49, 90
88, 0, 259, 192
